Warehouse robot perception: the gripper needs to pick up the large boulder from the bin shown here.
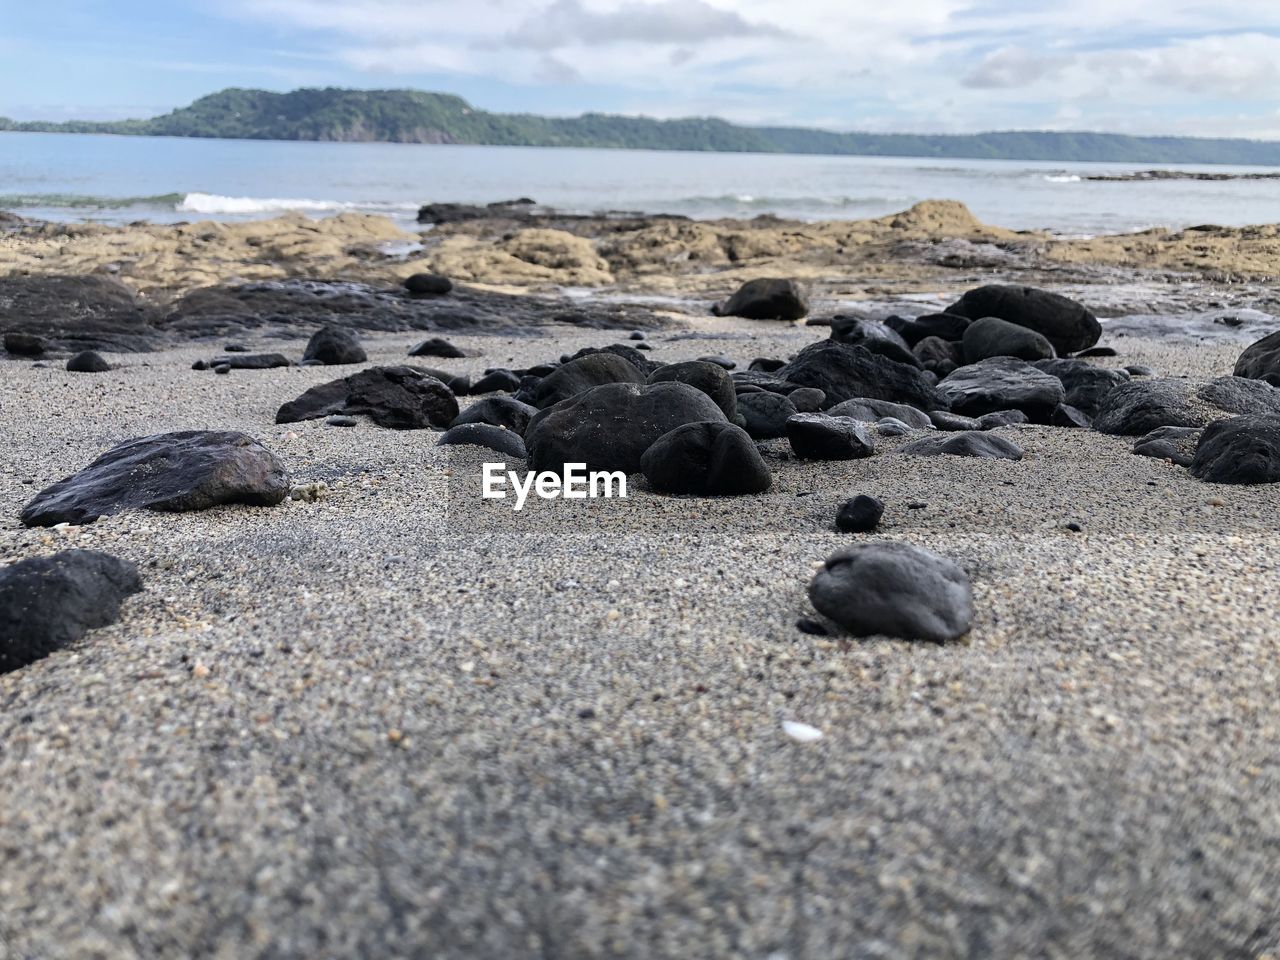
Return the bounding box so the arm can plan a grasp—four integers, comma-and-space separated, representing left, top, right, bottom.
0, 275, 159, 352
946, 285, 1101, 355
713, 278, 808, 321
1189, 416, 1280, 484
526, 353, 645, 409
5, 332, 46, 356
935, 357, 1065, 421
962, 316, 1055, 364
809, 542, 974, 641
303, 325, 367, 365
737, 391, 798, 439
526, 382, 727, 474
276, 365, 458, 429
640, 421, 771, 495
829, 317, 918, 366
778, 341, 945, 410
0, 550, 143, 674
646, 361, 737, 420
1032, 358, 1128, 416
1094, 376, 1280, 436
1234, 330, 1280, 387
21, 431, 291, 527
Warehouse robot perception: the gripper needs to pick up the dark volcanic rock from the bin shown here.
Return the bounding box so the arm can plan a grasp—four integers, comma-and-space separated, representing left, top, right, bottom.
829, 317, 918, 366
731, 370, 803, 396
0, 275, 159, 352
913, 336, 963, 376
946, 284, 1101, 354
66, 350, 111, 373
929, 410, 982, 431
893, 312, 972, 347
835, 495, 884, 533
21, 431, 291, 527
827, 398, 933, 429
561, 344, 659, 375
809, 542, 973, 641
417, 200, 535, 225
1190, 416, 1280, 484
471, 370, 522, 394
737, 392, 798, 439
303, 325, 367, 365
647, 361, 737, 420
437, 423, 527, 459
975, 410, 1029, 430
1076, 346, 1118, 358
786, 414, 876, 461
1133, 426, 1202, 467
936, 357, 1064, 421
779, 341, 945, 410
697, 354, 736, 370
900, 431, 1023, 460
749, 357, 786, 373
1032, 358, 1128, 416
526, 382, 727, 475
962, 316, 1056, 363
1234, 331, 1280, 386
713, 278, 808, 321
409, 337, 467, 358
528, 353, 646, 409
1050, 403, 1092, 428
452, 397, 538, 434
202, 353, 291, 370
404, 273, 454, 295
1197, 376, 1280, 418
640, 421, 771, 495
276, 365, 458, 429
788, 387, 826, 412
0, 550, 143, 673
1093, 380, 1201, 435
4, 332, 46, 356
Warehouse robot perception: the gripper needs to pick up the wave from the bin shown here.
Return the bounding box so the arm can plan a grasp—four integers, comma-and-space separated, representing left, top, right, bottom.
1043, 174, 1081, 183
177, 192, 420, 215
676, 193, 911, 209
0, 192, 184, 209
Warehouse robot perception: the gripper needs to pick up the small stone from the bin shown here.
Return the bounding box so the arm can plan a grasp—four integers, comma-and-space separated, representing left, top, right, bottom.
835, 495, 884, 533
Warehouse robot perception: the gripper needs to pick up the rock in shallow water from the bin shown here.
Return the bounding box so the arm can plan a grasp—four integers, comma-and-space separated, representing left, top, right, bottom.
21, 431, 292, 527
640, 421, 771, 495
0, 550, 143, 673
1190, 416, 1280, 484
276, 365, 458, 429
809, 541, 974, 641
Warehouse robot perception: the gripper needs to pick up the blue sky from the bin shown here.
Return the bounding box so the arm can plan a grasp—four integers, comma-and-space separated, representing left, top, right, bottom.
4, 0, 1280, 136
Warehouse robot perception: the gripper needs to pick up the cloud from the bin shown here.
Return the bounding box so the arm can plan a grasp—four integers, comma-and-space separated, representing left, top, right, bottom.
962, 47, 1075, 89
505, 0, 786, 51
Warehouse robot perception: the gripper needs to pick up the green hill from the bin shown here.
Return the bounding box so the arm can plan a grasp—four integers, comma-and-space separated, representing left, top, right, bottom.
5, 86, 1280, 165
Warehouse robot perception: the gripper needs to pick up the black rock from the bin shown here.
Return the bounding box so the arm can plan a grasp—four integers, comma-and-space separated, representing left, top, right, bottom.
326, 416, 358, 427
749, 357, 786, 373
303, 325, 367, 365
224, 343, 249, 352
786, 414, 876, 460
975, 410, 1029, 430
713, 278, 808, 321
66, 350, 111, 373
829, 317, 918, 366
788, 387, 826, 412
1032, 358, 1129, 416
629, 331, 646, 341
21, 431, 291, 527
936, 357, 1065, 421
213, 364, 231, 375
737, 391, 798, 439
874, 418, 914, 437
526, 381, 727, 474
697, 354, 737, 370
416, 200, 534, 225
809, 542, 974, 641
827, 397, 933, 429
202, 353, 291, 370
929, 410, 982, 431
1234, 330, 1280, 386
946, 284, 1101, 355
894, 312, 972, 347
1050, 403, 1091, 428
1076, 346, 1118, 358
835, 495, 884, 533
1198, 376, 1280, 418
5, 332, 47, 356
900, 431, 1023, 460
778, 341, 945, 410
437, 423, 527, 459
452, 397, 538, 434
640, 421, 771, 495
561, 343, 659, 375
1190, 416, 1280, 484
471, 369, 522, 394
276, 365, 458, 429
409, 337, 468, 359
0, 275, 158, 352
962, 316, 1056, 363
0, 550, 143, 673
1125, 364, 1155, 377
404, 273, 454, 296
913, 336, 964, 376
1093, 380, 1201, 435
1133, 426, 1201, 467
529, 353, 646, 409
796, 617, 830, 636
647, 360, 737, 420
731, 370, 803, 395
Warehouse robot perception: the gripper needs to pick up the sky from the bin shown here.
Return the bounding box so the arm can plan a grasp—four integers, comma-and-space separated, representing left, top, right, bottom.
4, 0, 1280, 137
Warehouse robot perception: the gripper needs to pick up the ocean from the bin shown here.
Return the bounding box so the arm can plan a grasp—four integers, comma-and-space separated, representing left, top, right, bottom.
6, 130, 1280, 236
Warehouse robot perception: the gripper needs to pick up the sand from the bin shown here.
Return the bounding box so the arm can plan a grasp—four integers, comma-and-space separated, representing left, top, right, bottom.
3, 317, 1280, 957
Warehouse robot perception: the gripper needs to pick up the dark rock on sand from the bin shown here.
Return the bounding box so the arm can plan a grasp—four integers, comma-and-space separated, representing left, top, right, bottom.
713, 278, 808, 321
749, 357, 787, 373
1093, 380, 1200, 435
874, 418, 915, 437
21, 431, 291, 527
409, 337, 468, 359
4, 332, 46, 356
786, 414, 876, 461
1076, 346, 1118, 358
697, 355, 736, 370
900, 431, 1023, 461
893, 312, 972, 347
303, 325, 367, 365
1032, 358, 1129, 416
975, 410, 1029, 430
403, 273, 454, 295
913, 336, 964, 377
731, 370, 803, 396
0, 275, 159, 352
1125, 364, 1155, 377
1190, 416, 1280, 484
1234, 330, 1280, 386
437, 423, 527, 460
946, 284, 1101, 355
1197, 375, 1280, 418
830, 317, 918, 366
779, 341, 945, 410
962, 316, 1056, 364
835, 495, 885, 533
936, 357, 1065, 421
202, 353, 291, 370
66, 350, 111, 373
640, 421, 771, 495
527, 382, 726, 475
326, 416, 358, 428
561, 344, 659, 375
0, 550, 143, 673
276, 366, 458, 429
788, 387, 826, 412
452, 397, 538, 434
929, 410, 982, 432
737, 392, 798, 439
647, 361, 737, 420
471, 370, 522, 394
1133, 426, 1202, 467
1050, 403, 1092, 428
809, 542, 973, 641
528, 353, 646, 409
827, 398, 933, 429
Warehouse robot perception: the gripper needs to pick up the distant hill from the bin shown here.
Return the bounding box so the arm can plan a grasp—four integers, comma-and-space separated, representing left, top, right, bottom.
6, 87, 1280, 165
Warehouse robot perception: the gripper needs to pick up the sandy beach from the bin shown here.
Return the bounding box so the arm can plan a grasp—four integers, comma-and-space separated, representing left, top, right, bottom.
3, 205, 1280, 957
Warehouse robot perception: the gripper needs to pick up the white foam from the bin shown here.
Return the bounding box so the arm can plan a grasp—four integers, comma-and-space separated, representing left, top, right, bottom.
176, 193, 419, 216
1043, 174, 1081, 183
